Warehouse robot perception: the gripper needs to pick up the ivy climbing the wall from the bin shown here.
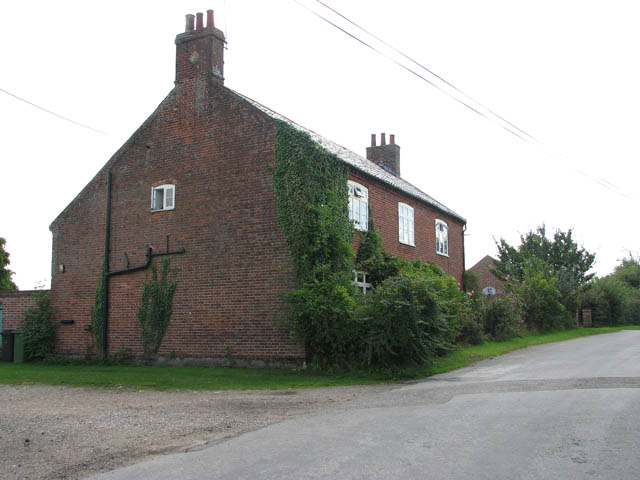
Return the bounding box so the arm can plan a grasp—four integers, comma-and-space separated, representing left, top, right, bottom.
90, 263, 106, 358
273, 121, 357, 365
273, 121, 354, 283
138, 258, 177, 358
273, 121, 463, 368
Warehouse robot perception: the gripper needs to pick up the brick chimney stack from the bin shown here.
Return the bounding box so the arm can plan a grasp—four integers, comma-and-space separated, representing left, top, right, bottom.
366, 133, 401, 177
175, 10, 225, 86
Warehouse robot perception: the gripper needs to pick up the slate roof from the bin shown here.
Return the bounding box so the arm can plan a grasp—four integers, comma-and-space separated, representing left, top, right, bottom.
232, 89, 466, 223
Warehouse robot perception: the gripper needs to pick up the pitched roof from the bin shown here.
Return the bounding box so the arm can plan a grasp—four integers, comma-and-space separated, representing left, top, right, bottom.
231, 89, 466, 224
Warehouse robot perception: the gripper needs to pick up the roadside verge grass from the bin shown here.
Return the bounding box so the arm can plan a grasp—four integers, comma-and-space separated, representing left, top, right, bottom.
0, 326, 637, 391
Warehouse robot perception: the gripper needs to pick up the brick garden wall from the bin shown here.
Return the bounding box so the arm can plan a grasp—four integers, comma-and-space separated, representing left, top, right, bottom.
0, 290, 42, 331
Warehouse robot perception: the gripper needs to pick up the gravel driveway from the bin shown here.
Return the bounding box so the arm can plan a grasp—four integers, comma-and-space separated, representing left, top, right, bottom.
0, 383, 396, 479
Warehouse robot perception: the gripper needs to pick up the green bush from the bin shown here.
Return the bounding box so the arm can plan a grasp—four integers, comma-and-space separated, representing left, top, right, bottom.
22, 291, 56, 361
580, 277, 629, 326
483, 294, 521, 340
283, 272, 358, 367
624, 289, 640, 325
456, 298, 485, 345
357, 271, 458, 367
516, 271, 572, 331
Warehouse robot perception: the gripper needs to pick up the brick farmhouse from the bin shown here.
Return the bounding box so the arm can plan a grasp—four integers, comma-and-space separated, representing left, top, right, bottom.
1, 11, 466, 364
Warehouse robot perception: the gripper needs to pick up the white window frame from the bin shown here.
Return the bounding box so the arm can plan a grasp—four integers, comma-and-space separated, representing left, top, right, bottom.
398, 202, 415, 246
353, 270, 372, 294
436, 219, 449, 256
151, 184, 175, 211
348, 180, 368, 231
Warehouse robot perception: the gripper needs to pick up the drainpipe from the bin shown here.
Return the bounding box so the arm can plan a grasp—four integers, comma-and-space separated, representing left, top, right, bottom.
461, 223, 467, 291
102, 171, 112, 359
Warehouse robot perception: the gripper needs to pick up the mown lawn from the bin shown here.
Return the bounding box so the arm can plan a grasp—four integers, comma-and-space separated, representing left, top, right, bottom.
0, 326, 637, 391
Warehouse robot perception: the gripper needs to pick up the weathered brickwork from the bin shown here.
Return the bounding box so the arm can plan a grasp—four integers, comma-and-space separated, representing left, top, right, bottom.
0, 290, 42, 330
47, 11, 466, 362
51, 84, 301, 361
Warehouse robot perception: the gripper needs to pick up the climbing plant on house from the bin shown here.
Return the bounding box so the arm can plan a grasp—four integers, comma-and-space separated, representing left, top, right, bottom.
90, 263, 106, 358
137, 258, 177, 358
273, 121, 357, 365
273, 121, 354, 283
273, 122, 464, 367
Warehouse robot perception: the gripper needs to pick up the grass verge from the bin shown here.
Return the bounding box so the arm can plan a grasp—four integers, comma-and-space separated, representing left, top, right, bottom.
0, 326, 637, 390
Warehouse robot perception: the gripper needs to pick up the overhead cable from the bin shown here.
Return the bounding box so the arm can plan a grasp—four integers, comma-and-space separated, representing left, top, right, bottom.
0, 87, 106, 134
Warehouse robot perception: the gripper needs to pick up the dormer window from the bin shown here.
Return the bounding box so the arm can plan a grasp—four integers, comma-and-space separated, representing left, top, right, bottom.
151, 184, 175, 211
348, 181, 368, 231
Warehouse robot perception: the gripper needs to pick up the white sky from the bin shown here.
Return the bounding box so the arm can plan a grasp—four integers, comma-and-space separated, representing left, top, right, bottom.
1, 0, 638, 290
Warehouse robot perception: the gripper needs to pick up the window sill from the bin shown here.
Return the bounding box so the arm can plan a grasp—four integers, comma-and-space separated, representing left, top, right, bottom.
151, 207, 175, 213
399, 241, 415, 247
436, 251, 449, 257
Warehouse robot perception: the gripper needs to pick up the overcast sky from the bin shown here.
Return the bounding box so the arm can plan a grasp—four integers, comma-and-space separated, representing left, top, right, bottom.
1, 0, 638, 290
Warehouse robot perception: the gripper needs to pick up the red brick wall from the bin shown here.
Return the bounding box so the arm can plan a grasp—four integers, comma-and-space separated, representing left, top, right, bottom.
50, 82, 302, 361
0, 290, 42, 330
348, 170, 465, 283
468, 256, 504, 293
48, 21, 465, 362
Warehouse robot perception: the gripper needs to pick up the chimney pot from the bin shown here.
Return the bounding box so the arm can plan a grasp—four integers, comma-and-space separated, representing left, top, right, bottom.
366, 132, 401, 177
196, 12, 204, 29
185, 14, 195, 32
206, 9, 214, 28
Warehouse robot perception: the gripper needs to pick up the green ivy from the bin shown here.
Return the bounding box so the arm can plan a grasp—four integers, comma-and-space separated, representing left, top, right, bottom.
90, 263, 106, 358
137, 258, 177, 358
273, 121, 354, 283
273, 122, 356, 364
272, 121, 463, 368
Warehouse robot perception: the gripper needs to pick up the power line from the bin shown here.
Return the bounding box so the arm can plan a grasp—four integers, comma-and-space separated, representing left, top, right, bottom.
293, 0, 530, 143
0, 87, 106, 134
314, 0, 538, 144
296, 0, 633, 200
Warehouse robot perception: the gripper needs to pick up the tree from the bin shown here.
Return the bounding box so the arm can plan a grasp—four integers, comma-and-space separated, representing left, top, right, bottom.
494, 225, 595, 312
0, 237, 18, 290
612, 255, 640, 289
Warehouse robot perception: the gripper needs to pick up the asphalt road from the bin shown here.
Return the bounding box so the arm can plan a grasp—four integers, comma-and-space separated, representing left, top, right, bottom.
92, 330, 640, 479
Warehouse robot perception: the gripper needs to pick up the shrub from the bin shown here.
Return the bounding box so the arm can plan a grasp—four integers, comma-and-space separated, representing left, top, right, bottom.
22, 291, 56, 361
624, 288, 640, 324
516, 271, 572, 331
456, 298, 485, 345
283, 272, 358, 367
463, 270, 480, 294
580, 277, 629, 326
482, 294, 521, 340
357, 272, 458, 367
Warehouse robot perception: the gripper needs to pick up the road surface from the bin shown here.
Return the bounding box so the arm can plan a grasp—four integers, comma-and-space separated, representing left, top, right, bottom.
92, 330, 640, 479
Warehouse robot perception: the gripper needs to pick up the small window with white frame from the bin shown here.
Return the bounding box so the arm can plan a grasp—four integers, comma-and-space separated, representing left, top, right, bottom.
398, 203, 415, 246
435, 219, 449, 256
348, 180, 368, 231
353, 270, 372, 294
151, 184, 175, 211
